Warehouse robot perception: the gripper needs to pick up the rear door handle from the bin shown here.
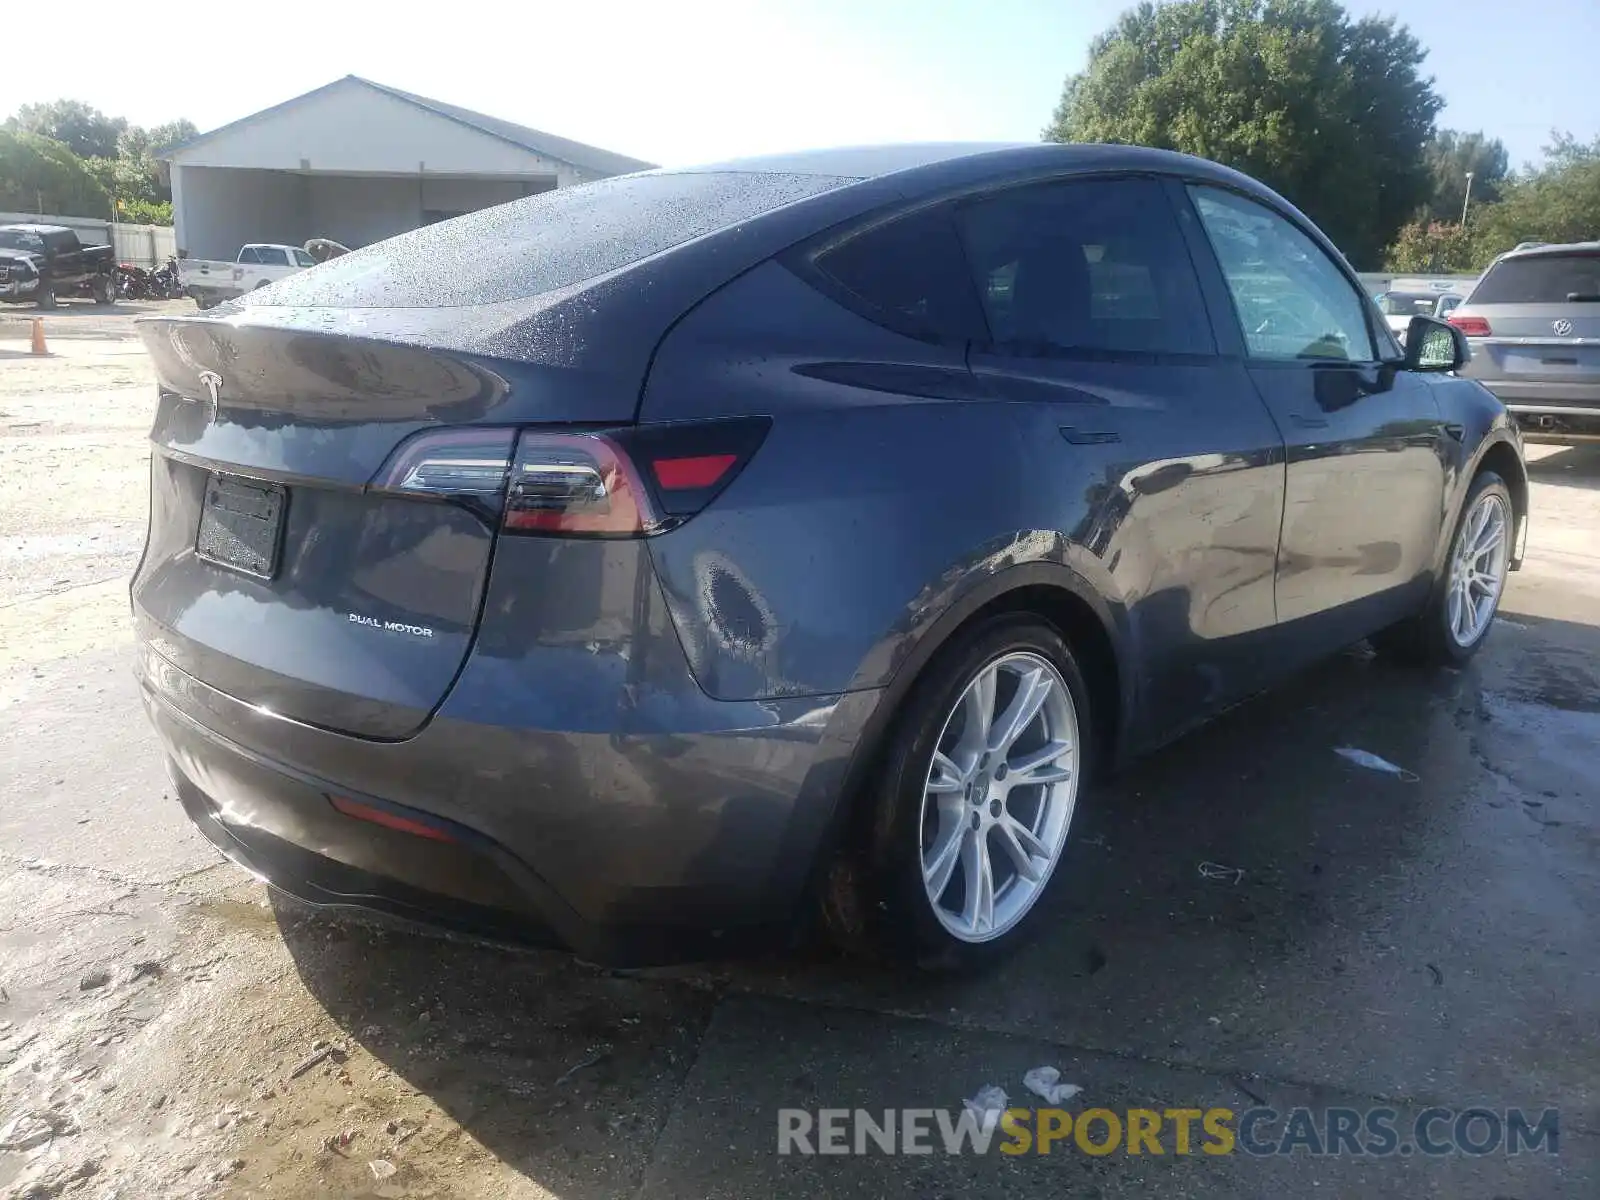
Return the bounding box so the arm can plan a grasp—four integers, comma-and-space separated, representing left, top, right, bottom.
1060, 426, 1120, 445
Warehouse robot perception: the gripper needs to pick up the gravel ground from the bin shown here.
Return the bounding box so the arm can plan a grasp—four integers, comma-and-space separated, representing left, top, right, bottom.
1, 308, 1596, 1198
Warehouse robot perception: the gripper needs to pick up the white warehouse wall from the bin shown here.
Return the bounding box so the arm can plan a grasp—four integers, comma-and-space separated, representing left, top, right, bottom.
174, 167, 307, 259
168, 79, 580, 184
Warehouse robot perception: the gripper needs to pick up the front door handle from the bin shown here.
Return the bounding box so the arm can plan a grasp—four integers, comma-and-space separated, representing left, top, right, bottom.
1289, 413, 1330, 429
1442, 422, 1465, 442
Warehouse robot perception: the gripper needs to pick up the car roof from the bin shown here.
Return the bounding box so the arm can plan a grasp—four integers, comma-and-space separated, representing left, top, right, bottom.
673, 143, 1030, 177
1495, 239, 1600, 262
668, 141, 1265, 191
0, 223, 72, 234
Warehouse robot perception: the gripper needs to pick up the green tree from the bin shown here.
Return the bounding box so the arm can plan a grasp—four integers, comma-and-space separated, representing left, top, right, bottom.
1384, 219, 1476, 272
1045, 0, 1443, 268
1471, 133, 1600, 262
5, 99, 126, 160
117, 198, 173, 225
116, 119, 198, 205
1421, 129, 1508, 223
0, 129, 110, 216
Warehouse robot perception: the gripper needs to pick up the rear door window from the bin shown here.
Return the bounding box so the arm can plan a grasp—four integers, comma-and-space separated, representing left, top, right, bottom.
255, 247, 291, 266
1470, 251, 1600, 304
237, 247, 260, 264
953, 177, 1214, 356
809, 204, 988, 342
1189, 186, 1375, 362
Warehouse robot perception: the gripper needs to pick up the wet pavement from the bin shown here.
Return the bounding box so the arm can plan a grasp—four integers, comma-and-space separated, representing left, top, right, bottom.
1, 310, 1596, 1197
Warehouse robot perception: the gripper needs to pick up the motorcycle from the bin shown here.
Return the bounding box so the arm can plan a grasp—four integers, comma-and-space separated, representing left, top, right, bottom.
115, 257, 185, 301
115, 262, 154, 300
151, 256, 183, 299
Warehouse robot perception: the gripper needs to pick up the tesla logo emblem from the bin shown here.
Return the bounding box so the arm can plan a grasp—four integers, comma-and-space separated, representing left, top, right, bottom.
1553, 319, 1574, 336
197, 370, 222, 419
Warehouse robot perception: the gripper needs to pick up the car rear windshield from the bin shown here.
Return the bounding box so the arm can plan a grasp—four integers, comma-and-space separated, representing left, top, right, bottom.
1376, 292, 1438, 316
1469, 250, 1600, 304
257, 171, 852, 309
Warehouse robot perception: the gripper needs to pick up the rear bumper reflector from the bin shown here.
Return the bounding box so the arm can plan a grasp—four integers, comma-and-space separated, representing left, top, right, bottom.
329, 794, 458, 843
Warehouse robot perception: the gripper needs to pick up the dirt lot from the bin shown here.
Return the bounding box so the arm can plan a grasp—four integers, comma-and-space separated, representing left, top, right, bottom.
2, 307, 1597, 1198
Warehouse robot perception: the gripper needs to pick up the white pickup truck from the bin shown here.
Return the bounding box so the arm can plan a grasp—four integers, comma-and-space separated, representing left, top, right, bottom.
181, 244, 315, 308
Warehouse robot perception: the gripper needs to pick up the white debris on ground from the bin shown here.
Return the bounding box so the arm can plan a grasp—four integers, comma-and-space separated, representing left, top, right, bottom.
1021, 1066, 1082, 1105
962, 1084, 1009, 1119
1333, 746, 1420, 781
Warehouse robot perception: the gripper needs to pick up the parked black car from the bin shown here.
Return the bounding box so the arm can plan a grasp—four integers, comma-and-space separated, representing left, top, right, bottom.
132, 144, 1527, 971
0, 224, 117, 308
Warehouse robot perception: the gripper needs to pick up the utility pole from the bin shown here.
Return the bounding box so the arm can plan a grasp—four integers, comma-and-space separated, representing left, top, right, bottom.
1461, 171, 1475, 224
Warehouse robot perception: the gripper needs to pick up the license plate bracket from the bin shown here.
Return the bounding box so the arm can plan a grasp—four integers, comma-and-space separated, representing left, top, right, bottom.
196, 474, 286, 579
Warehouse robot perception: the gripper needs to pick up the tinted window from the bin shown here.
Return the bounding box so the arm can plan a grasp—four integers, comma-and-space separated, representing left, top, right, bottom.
1469, 251, 1600, 304
0, 230, 45, 253
1376, 292, 1439, 317
260, 171, 850, 308
255, 247, 291, 266
292, 249, 316, 268
811, 204, 986, 341
237, 247, 260, 264
1190, 186, 1375, 361
954, 177, 1212, 357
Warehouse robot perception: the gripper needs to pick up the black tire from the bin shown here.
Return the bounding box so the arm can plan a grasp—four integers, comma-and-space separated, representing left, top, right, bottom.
822, 613, 1095, 972
1372, 470, 1514, 667
93, 274, 115, 305
35, 286, 56, 310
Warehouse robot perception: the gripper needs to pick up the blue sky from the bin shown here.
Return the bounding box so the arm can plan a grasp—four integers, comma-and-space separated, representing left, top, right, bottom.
4, 0, 1596, 169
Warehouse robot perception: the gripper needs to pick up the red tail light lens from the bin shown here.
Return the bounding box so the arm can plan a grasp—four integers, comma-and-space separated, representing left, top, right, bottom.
652, 453, 738, 490
505, 433, 657, 536
1448, 314, 1491, 337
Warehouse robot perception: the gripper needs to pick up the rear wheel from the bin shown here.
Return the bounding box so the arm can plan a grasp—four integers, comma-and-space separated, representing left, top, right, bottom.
1373, 471, 1513, 666
825, 614, 1092, 971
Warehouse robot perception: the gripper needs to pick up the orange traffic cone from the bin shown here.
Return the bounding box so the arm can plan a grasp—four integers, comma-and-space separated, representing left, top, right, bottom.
29, 318, 47, 356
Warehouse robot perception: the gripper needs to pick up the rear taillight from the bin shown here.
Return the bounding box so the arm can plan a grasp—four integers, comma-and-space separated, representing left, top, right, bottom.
504, 433, 656, 536
1448, 314, 1491, 337
371, 417, 768, 537
371, 427, 517, 522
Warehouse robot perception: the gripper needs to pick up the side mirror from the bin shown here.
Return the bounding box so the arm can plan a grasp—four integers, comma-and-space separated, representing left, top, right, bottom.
1404, 316, 1467, 372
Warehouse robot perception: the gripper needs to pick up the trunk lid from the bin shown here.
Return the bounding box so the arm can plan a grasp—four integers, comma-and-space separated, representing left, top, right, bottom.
1461, 248, 1600, 382
134, 314, 638, 739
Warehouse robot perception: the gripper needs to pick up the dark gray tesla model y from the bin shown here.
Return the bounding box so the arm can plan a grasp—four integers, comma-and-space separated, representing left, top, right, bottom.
133, 144, 1527, 970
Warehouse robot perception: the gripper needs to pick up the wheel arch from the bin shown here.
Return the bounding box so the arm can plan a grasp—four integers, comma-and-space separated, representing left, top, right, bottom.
795, 562, 1130, 935
1474, 436, 1528, 569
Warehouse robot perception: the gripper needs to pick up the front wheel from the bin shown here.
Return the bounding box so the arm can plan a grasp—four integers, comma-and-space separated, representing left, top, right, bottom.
35, 286, 57, 310
93, 274, 115, 305
1373, 471, 1513, 666
826, 614, 1093, 971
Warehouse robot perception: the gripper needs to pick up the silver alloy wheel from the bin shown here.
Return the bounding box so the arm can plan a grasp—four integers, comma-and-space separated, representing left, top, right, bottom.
918, 651, 1080, 943
1447, 490, 1510, 648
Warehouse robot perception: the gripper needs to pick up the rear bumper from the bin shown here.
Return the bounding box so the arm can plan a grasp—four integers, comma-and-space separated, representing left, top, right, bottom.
1475, 378, 1600, 411
138, 641, 880, 965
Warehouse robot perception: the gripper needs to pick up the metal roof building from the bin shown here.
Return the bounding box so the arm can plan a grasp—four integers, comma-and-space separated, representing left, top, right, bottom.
163, 76, 653, 260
